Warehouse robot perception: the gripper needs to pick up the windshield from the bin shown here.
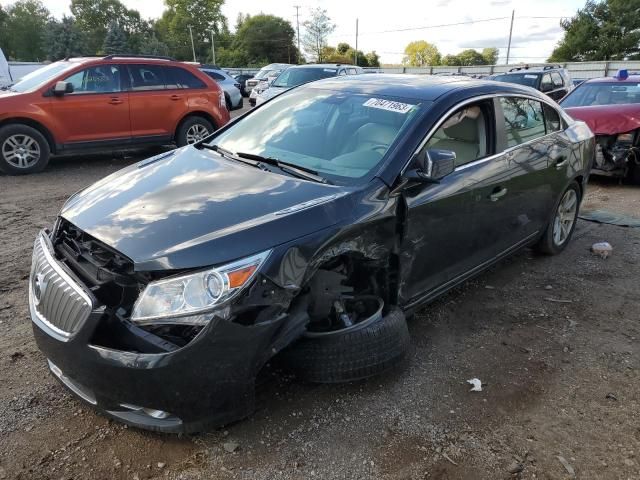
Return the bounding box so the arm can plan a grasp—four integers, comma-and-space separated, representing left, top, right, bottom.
561, 82, 640, 107
9, 62, 77, 93
272, 68, 338, 88
208, 88, 423, 183
492, 73, 540, 88
255, 68, 280, 79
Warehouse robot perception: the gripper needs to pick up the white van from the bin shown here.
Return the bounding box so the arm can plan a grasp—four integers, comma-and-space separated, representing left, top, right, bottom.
0, 48, 46, 87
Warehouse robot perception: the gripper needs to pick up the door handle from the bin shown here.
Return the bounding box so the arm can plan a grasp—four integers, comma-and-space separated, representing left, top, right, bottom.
489, 186, 508, 202
554, 156, 568, 168
170, 95, 181, 101
108, 98, 123, 105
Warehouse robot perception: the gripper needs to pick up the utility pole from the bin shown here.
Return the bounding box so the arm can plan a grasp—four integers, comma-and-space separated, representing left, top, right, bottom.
188, 25, 196, 62
209, 29, 216, 65
354, 18, 359, 66
294, 5, 301, 63
506, 9, 514, 65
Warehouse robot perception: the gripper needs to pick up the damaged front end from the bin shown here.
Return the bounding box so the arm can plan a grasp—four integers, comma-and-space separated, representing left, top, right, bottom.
593, 130, 640, 178
30, 219, 309, 433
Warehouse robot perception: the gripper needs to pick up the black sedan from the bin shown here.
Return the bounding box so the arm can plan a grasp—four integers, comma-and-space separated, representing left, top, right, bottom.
233, 73, 254, 97
29, 75, 594, 433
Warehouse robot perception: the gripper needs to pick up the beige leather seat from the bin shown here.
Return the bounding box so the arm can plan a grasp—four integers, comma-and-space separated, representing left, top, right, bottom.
426, 115, 482, 167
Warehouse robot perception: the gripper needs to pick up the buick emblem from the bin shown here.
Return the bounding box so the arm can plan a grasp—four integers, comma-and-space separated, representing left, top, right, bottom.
33, 272, 48, 305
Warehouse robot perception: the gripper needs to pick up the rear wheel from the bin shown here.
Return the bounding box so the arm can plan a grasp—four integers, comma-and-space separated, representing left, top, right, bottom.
0, 124, 50, 175
535, 181, 580, 255
176, 116, 214, 147
225, 94, 232, 111
628, 162, 640, 185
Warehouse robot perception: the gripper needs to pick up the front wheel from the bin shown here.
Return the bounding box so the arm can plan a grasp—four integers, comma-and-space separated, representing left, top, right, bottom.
175, 116, 214, 147
0, 124, 51, 175
534, 181, 581, 255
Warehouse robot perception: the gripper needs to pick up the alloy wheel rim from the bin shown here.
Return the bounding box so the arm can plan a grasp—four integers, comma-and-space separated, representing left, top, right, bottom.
2, 134, 41, 168
552, 189, 578, 246
185, 124, 209, 144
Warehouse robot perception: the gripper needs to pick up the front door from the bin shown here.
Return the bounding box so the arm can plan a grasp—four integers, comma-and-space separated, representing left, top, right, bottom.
48, 64, 130, 145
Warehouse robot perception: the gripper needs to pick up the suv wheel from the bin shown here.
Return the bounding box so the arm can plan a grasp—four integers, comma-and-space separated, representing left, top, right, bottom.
535, 181, 580, 255
176, 117, 214, 147
0, 124, 50, 175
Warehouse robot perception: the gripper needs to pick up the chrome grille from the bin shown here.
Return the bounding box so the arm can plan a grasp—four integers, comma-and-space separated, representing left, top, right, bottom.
29, 231, 93, 341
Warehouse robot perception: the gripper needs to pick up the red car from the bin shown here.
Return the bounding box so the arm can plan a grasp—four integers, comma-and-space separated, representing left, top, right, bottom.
561, 70, 640, 184
0, 55, 230, 174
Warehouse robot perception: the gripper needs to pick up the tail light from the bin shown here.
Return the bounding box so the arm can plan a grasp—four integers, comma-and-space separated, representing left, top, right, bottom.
219, 91, 226, 109
234, 83, 241, 89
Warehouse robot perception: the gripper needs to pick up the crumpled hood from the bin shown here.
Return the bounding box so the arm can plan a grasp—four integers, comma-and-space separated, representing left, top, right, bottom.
563, 104, 640, 135
61, 147, 352, 271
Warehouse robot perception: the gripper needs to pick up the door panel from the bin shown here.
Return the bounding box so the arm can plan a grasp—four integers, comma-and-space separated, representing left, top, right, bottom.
48, 64, 130, 144
126, 65, 188, 139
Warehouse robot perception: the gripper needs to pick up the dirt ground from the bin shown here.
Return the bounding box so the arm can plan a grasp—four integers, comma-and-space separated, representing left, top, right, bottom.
1, 115, 639, 479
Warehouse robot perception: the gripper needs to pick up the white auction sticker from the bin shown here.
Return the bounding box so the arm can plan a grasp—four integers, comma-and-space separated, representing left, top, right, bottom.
524, 74, 537, 78
363, 98, 414, 114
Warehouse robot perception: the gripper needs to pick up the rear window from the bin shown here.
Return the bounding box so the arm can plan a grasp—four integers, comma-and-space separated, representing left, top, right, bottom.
167, 67, 206, 89
202, 70, 226, 81
493, 73, 540, 88
561, 82, 640, 107
272, 68, 338, 88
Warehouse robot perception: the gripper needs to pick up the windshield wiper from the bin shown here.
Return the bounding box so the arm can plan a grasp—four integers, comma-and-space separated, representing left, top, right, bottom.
201, 143, 267, 170
0, 84, 15, 91
235, 151, 328, 184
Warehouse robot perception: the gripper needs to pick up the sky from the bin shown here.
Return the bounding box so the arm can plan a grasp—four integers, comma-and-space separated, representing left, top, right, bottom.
38, 0, 586, 65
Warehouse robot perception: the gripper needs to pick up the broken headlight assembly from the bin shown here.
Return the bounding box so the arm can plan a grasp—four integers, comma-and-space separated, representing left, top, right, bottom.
131, 250, 271, 325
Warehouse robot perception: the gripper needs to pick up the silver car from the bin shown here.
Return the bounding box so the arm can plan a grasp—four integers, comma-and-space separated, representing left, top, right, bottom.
200, 67, 243, 110
255, 64, 364, 106
247, 63, 293, 105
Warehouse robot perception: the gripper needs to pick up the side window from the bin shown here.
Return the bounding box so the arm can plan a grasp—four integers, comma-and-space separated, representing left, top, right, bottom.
551, 72, 564, 87
63, 65, 121, 94
169, 67, 207, 89
127, 65, 166, 91
203, 70, 225, 82
499, 97, 546, 147
424, 103, 490, 168
542, 103, 562, 133
540, 73, 553, 92
348, 68, 358, 75
338, 69, 347, 76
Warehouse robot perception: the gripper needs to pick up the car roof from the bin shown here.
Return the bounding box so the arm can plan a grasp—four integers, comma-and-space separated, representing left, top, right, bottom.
290, 64, 360, 69
301, 73, 536, 101
584, 74, 640, 84
500, 65, 565, 74
65, 55, 194, 66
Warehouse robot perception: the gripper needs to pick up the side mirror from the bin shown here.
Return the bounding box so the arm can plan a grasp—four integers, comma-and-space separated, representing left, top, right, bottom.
53, 81, 73, 96
402, 149, 456, 186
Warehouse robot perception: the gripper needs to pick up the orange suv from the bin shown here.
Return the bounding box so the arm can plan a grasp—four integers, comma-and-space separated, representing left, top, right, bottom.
0, 55, 230, 174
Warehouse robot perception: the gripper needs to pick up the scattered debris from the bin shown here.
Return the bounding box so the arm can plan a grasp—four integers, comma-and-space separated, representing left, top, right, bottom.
157, 462, 166, 469
467, 378, 482, 392
557, 455, 576, 477
507, 460, 524, 474
591, 242, 613, 259
442, 452, 458, 466
545, 297, 573, 303
223, 441, 240, 453
9, 351, 24, 362
605, 393, 618, 401
544, 285, 553, 290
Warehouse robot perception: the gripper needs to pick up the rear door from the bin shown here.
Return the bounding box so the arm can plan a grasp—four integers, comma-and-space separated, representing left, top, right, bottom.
125, 64, 188, 141
48, 63, 130, 145
550, 72, 569, 100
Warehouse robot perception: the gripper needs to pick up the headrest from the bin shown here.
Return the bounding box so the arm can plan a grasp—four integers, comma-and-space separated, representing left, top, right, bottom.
442, 107, 481, 142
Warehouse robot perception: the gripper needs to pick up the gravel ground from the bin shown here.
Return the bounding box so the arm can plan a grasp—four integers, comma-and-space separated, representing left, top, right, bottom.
1, 109, 639, 479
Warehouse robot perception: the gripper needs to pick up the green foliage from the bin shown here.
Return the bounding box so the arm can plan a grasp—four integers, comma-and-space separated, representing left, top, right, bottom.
456, 49, 486, 65
2, 0, 50, 61
154, 0, 227, 62
0, 5, 8, 52
365, 51, 380, 68
481, 47, 499, 65
233, 14, 298, 64
440, 47, 499, 66
103, 21, 128, 55
403, 40, 441, 66
139, 34, 169, 57
44, 15, 87, 60
302, 8, 335, 62
549, 0, 640, 61
441, 54, 459, 66
320, 43, 380, 67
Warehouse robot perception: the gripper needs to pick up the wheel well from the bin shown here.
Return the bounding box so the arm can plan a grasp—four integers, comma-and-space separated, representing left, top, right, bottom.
174, 112, 218, 139
574, 175, 584, 198
0, 118, 56, 153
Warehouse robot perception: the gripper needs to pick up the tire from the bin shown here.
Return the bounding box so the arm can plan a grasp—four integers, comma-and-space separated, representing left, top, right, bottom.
628, 162, 640, 185
534, 181, 581, 255
0, 124, 51, 175
279, 306, 410, 383
237, 97, 244, 110
175, 116, 214, 147
225, 95, 232, 112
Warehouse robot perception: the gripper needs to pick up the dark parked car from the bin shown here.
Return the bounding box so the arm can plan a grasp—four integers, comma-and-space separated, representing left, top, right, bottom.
29, 75, 594, 433
492, 65, 574, 101
234, 73, 254, 97
561, 69, 640, 183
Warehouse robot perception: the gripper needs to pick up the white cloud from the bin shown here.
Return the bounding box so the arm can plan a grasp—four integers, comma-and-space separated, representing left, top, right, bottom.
39, 0, 583, 65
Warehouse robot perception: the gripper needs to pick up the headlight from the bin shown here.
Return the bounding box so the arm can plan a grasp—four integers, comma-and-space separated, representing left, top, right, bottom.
131, 250, 270, 325
616, 132, 634, 143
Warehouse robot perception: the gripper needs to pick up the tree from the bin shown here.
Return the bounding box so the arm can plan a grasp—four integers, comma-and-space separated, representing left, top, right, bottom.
441, 54, 460, 66
3, 0, 50, 61
139, 34, 169, 57
482, 47, 499, 65
456, 49, 486, 65
403, 40, 441, 66
71, 0, 148, 55
234, 14, 298, 64
365, 51, 380, 68
103, 21, 128, 54
44, 16, 87, 60
549, 0, 640, 61
154, 0, 227, 61
0, 5, 8, 50
302, 8, 335, 62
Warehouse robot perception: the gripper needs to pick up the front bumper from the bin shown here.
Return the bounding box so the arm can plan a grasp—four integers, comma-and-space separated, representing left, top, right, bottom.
29, 231, 293, 433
